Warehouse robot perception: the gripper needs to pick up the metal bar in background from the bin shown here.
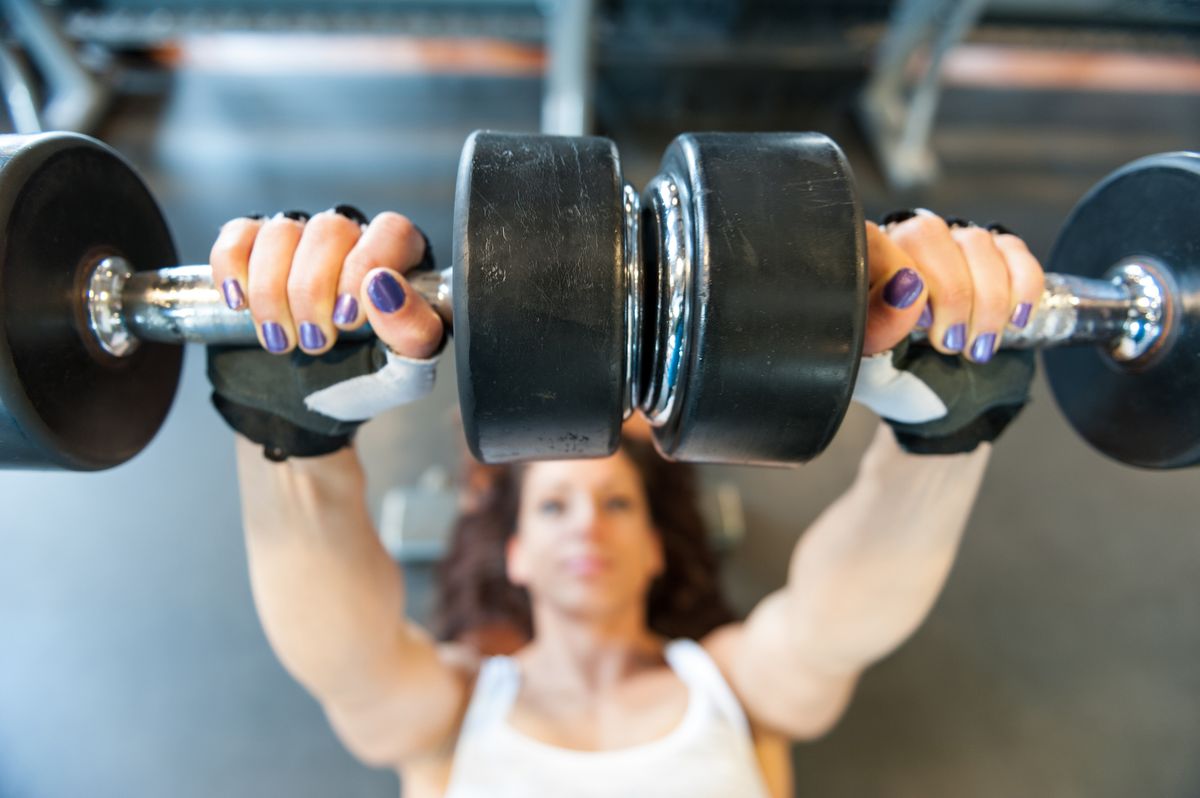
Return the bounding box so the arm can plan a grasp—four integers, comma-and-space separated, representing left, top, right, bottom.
859, 0, 989, 190
1, 0, 109, 131
541, 0, 596, 135
0, 41, 41, 132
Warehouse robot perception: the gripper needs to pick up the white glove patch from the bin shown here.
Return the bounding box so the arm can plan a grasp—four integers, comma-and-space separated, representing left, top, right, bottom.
851, 351, 948, 424
304, 344, 439, 422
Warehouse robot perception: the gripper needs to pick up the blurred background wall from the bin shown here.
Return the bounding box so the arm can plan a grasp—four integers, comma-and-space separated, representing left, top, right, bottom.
1, 1, 1198, 795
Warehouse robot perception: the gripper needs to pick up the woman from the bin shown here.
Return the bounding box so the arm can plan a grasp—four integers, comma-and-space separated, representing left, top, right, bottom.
208, 203, 1044, 797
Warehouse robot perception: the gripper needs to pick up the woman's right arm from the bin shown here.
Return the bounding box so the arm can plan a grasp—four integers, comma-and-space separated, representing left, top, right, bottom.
213, 208, 467, 766
236, 437, 468, 765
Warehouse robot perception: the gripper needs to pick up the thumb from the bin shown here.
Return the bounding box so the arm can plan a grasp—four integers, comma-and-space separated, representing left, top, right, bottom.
864, 223, 927, 355
361, 267, 445, 359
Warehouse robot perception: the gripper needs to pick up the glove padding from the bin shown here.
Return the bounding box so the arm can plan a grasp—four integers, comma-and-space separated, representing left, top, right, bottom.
852, 338, 1035, 454
208, 340, 439, 461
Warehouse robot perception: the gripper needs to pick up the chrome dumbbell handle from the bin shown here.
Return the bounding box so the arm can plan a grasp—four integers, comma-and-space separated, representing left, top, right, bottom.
87, 256, 453, 357
910, 258, 1169, 362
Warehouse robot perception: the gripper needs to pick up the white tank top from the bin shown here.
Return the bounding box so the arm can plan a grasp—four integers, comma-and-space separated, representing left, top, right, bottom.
442, 638, 771, 798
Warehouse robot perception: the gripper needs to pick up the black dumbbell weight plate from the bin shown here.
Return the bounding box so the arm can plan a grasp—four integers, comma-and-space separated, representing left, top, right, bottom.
1043, 152, 1200, 469
647, 133, 867, 465
454, 131, 626, 463
0, 133, 181, 470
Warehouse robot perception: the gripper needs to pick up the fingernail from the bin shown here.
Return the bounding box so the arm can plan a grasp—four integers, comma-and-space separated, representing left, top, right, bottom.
883, 268, 924, 309
245, 212, 265, 221
986, 222, 1017, 237
333, 204, 369, 226
971, 333, 997, 363
917, 303, 933, 329
299, 322, 326, 351
282, 210, 311, 223
944, 216, 973, 229
943, 323, 966, 352
367, 271, 406, 313
262, 322, 288, 353
222, 278, 245, 310
880, 209, 917, 227
1011, 302, 1032, 329
333, 293, 359, 325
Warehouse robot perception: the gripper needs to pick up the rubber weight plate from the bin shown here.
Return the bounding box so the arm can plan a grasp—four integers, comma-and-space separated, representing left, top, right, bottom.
454, 131, 626, 463
0, 133, 181, 470
1043, 152, 1200, 469
646, 132, 867, 465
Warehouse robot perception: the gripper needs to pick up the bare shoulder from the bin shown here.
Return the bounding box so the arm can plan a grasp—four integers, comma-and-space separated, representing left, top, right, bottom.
700, 617, 858, 742
699, 620, 745, 675
324, 630, 482, 770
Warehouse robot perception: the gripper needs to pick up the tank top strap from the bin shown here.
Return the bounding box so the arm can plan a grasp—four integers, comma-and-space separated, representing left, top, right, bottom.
459, 655, 521, 734
663, 638, 752, 738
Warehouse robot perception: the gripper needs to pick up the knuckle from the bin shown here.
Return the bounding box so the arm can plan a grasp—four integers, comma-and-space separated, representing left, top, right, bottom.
910, 214, 949, 238
247, 283, 284, 314
307, 209, 349, 235
374, 211, 417, 239
286, 276, 325, 309
342, 249, 380, 279
209, 240, 241, 268
955, 225, 993, 249
978, 292, 1010, 323
938, 284, 974, 312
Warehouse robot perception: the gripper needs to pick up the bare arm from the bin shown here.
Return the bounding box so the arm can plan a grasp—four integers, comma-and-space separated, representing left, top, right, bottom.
235, 435, 467, 764
712, 423, 990, 739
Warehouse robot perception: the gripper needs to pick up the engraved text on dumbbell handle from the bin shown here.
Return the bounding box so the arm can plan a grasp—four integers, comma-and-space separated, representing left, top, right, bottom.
91, 258, 454, 355
908, 259, 1167, 362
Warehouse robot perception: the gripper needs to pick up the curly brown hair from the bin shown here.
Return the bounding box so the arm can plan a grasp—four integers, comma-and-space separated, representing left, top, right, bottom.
431, 437, 738, 654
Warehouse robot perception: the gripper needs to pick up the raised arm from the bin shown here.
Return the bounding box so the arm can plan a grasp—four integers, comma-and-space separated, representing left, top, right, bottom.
709, 214, 1043, 739
211, 208, 467, 766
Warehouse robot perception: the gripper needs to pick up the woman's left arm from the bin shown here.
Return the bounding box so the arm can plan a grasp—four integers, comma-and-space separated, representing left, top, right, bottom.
708, 214, 1042, 740
711, 427, 988, 739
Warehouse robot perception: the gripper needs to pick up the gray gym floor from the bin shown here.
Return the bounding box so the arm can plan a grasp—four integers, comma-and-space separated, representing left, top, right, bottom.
2, 42, 1198, 798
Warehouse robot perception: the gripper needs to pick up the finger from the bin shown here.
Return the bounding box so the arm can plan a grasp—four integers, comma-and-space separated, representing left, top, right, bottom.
246, 211, 309, 354
209, 214, 264, 312
989, 228, 1046, 332
286, 208, 365, 354
950, 224, 1013, 363
885, 210, 974, 356
335, 211, 428, 330
863, 222, 928, 355
361, 267, 444, 360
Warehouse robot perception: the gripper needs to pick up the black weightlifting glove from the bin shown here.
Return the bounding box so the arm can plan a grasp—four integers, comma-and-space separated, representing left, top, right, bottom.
207, 225, 440, 462
852, 338, 1036, 455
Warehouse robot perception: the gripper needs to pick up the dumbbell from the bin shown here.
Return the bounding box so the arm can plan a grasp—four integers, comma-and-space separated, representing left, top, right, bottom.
0, 129, 866, 470
1, 131, 1197, 472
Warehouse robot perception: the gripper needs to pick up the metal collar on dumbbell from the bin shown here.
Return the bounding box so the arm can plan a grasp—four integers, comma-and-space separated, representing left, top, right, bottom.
639, 174, 693, 428
84, 257, 453, 352
87, 256, 140, 358
622, 183, 642, 420
1108, 258, 1169, 363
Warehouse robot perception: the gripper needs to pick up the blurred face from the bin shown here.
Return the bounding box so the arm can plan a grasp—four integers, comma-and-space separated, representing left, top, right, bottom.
506, 450, 663, 623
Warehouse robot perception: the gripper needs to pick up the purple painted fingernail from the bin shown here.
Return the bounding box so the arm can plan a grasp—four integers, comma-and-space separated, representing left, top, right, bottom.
943, 323, 966, 352
971, 333, 997, 363
917, 303, 933, 329
1011, 302, 1032, 329
222, 278, 245, 310
883, 268, 924, 309
262, 322, 288, 353
333, 293, 359, 325
367, 271, 406, 314
299, 322, 326, 351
